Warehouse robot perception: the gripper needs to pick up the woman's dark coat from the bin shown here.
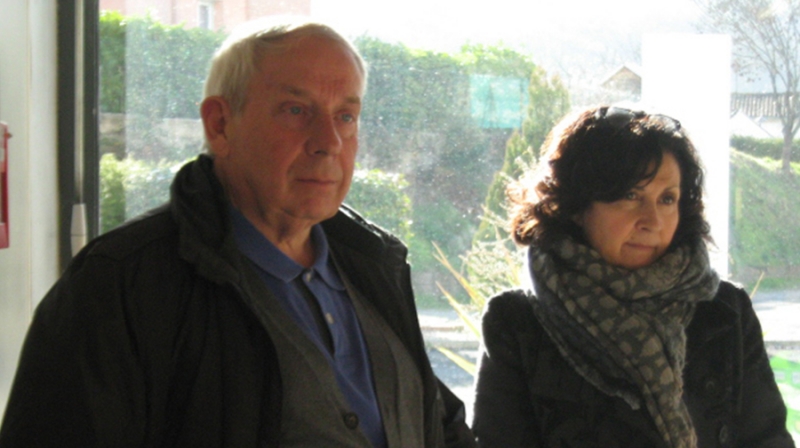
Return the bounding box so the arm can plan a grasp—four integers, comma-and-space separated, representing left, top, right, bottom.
473, 282, 795, 448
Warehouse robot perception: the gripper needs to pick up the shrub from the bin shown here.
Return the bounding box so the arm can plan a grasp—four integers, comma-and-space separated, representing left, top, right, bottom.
346, 168, 413, 241
730, 135, 800, 162
99, 11, 224, 118
99, 153, 127, 233
99, 154, 185, 232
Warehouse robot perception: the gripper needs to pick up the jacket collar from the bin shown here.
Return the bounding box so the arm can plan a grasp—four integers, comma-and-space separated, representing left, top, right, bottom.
169, 155, 401, 284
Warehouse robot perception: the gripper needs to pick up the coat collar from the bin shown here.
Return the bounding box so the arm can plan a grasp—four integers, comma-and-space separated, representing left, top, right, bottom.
170, 155, 402, 285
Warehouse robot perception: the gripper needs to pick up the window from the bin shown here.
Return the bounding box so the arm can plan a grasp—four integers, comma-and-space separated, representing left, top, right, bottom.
95, 0, 800, 439
198, 2, 213, 30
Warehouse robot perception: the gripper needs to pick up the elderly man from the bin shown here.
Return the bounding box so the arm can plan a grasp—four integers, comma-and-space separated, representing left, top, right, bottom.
0, 18, 475, 447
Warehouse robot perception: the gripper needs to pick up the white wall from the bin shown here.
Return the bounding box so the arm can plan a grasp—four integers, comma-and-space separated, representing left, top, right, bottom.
0, 0, 59, 417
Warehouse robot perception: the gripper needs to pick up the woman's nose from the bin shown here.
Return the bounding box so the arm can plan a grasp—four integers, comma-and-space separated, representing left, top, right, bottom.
637, 201, 662, 231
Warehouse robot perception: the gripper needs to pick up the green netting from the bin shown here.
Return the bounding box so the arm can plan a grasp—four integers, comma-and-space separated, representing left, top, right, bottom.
469, 75, 526, 129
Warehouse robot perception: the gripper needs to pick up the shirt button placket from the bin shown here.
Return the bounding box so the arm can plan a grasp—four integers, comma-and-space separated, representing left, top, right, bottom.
343, 412, 359, 430
718, 424, 730, 446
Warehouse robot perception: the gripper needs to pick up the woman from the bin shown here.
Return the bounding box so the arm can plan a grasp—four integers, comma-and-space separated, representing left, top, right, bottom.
472, 106, 794, 448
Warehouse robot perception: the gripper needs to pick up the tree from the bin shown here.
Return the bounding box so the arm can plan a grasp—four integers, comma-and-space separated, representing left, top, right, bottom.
696, 0, 800, 173
456, 43, 536, 78
474, 66, 570, 242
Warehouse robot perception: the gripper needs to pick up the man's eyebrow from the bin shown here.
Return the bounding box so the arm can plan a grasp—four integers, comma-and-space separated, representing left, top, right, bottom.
344, 95, 362, 106
279, 84, 362, 105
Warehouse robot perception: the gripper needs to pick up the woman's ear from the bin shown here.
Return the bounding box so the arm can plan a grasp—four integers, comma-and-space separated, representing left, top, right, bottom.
201, 96, 233, 158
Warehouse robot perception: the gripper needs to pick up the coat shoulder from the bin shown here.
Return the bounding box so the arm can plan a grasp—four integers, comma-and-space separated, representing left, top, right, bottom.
481, 289, 551, 367
715, 280, 751, 309
78, 205, 178, 264
483, 289, 538, 334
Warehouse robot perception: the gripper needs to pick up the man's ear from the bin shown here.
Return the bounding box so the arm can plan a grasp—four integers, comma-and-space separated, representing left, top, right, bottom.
201, 96, 233, 158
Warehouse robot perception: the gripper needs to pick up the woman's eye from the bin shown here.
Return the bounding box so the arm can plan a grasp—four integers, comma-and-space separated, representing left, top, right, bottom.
661, 195, 678, 205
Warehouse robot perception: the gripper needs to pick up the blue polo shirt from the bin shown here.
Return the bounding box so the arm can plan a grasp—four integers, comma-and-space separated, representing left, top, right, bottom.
229, 208, 387, 448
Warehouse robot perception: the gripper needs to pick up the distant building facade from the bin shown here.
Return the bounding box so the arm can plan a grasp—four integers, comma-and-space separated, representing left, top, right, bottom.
600, 64, 642, 103
729, 93, 784, 138
600, 65, 788, 139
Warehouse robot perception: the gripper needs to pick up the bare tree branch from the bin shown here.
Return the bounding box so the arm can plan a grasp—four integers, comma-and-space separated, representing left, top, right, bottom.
695, 0, 800, 172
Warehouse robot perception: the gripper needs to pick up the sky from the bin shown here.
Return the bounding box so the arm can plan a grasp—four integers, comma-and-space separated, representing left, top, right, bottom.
311, 0, 703, 53
310, 0, 705, 85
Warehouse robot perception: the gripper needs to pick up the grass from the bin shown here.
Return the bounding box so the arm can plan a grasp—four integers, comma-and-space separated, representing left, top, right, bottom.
729, 149, 800, 287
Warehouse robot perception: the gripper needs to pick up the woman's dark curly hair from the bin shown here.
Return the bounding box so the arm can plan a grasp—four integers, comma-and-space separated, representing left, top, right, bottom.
509, 105, 711, 251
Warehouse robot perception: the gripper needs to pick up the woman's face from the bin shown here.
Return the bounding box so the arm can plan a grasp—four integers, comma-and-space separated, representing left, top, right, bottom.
577, 152, 681, 270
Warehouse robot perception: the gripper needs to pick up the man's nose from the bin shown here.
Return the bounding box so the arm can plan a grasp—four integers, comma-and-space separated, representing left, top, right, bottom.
307, 114, 342, 155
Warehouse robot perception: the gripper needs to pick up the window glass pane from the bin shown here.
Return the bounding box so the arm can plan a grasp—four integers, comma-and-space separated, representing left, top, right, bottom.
98, 0, 800, 439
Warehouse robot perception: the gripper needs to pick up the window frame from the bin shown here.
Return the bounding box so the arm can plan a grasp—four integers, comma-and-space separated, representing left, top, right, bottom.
57, 0, 100, 269
198, 2, 215, 30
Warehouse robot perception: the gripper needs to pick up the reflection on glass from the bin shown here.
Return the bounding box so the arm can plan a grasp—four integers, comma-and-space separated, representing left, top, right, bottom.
98, 0, 800, 439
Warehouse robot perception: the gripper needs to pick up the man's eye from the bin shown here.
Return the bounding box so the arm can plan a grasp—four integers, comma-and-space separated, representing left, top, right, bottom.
624, 191, 638, 200
341, 113, 356, 123
288, 106, 304, 115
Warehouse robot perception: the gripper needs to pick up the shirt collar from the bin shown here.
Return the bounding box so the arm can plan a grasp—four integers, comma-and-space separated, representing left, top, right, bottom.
229, 207, 344, 290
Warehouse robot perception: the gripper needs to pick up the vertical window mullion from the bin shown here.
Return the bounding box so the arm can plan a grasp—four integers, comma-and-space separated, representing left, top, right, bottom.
56, 0, 99, 271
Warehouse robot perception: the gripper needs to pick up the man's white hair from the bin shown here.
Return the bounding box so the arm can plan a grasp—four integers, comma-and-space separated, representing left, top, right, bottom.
203, 16, 367, 115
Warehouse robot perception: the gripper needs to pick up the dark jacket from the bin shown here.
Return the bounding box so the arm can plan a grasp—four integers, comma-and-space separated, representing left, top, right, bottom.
473, 282, 795, 448
0, 155, 475, 448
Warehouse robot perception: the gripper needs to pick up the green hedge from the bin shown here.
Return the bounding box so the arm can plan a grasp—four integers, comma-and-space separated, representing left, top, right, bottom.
99, 11, 224, 118
346, 167, 413, 241
99, 14, 535, 128
731, 135, 800, 163
100, 155, 414, 240
99, 154, 182, 233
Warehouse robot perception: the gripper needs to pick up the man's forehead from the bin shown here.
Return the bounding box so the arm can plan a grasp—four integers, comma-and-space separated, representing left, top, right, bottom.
260, 34, 362, 70
258, 34, 366, 72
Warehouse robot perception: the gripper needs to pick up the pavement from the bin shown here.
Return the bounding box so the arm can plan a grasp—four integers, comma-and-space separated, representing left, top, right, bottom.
751, 289, 800, 360
419, 308, 479, 420
419, 288, 800, 350
419, 308, 480, 350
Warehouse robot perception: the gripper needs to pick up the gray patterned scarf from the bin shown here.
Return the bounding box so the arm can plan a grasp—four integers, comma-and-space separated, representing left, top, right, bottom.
528, 235, 719, 448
